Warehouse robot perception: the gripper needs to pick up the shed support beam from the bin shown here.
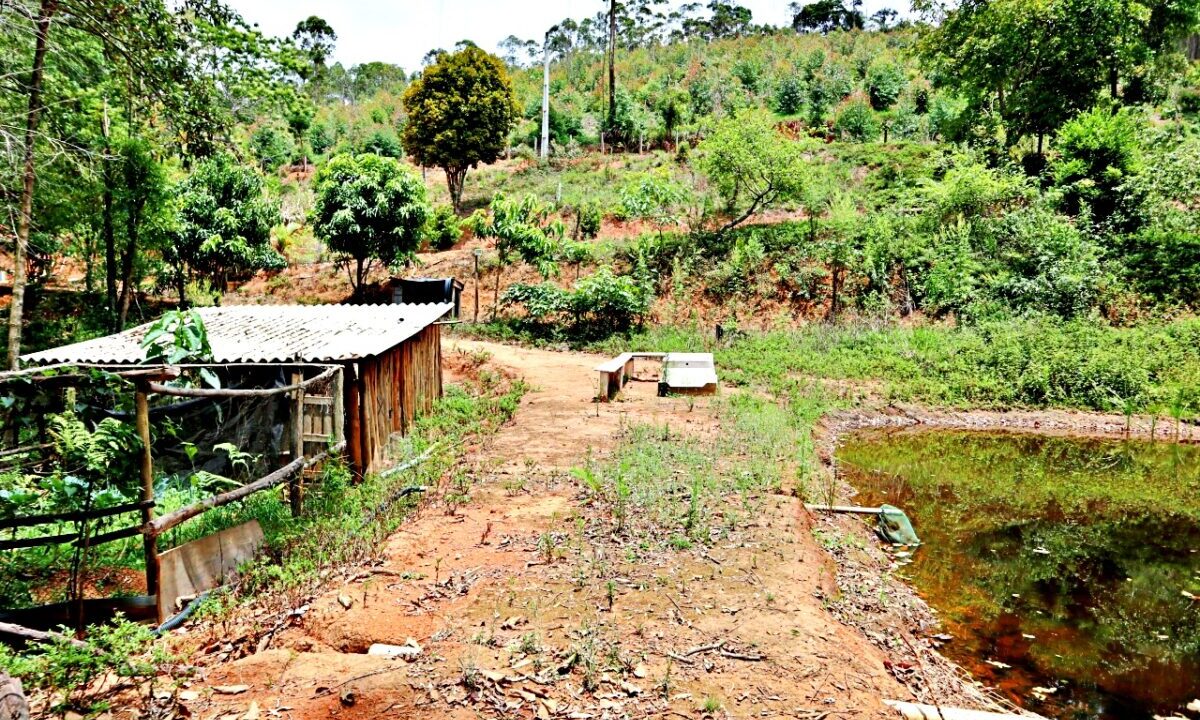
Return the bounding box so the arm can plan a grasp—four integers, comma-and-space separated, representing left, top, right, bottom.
135, 382, 158, 596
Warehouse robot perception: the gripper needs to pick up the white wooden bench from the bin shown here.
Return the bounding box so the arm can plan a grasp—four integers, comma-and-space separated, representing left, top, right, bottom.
594, 352, 667, 401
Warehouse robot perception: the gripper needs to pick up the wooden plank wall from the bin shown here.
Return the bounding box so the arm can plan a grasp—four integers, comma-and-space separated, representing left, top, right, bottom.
397, 324, 442, 432
354, 324, 444, 475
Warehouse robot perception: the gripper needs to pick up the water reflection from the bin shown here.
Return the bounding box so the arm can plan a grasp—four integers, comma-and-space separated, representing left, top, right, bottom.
838, 429, 1200, 720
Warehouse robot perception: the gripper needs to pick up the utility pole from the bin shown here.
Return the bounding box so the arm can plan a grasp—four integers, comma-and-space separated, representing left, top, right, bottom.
541, 25, 558, 161
608, 0, 617, 129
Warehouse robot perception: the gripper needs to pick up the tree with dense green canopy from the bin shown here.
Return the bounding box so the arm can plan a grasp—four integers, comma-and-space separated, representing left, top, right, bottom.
350, 62, 407, 100
401, 46, 520, 212
919, 0, 1200, 147
699, 109, 807, 234
170, 153, 284, 306
790, 0, 865, 33
311, 153, 430, 297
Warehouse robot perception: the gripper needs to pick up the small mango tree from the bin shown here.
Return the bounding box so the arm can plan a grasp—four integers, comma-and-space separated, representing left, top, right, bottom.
401, 46, 520, 212
465, 193, 562, 320
311, 153, 430, 298
171, 154, 284, 306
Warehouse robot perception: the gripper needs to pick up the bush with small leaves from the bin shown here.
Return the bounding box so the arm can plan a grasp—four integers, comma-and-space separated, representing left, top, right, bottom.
425, 204, 463, 251
774, 75, 806, 115
866, 59, 906, 110
833, 94, 880, 141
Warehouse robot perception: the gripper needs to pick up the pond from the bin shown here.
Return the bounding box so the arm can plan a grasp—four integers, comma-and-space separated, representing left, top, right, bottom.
837, 429, 1200, 720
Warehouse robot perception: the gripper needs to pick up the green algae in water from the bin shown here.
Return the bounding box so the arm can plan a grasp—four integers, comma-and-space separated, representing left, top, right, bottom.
837, 429, 1200, 720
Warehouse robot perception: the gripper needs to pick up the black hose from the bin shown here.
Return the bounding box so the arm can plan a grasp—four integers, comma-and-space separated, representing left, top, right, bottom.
154, 591, 210, 635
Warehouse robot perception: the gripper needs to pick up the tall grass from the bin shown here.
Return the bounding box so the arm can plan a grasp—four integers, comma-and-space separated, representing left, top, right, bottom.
591, 317, 1200, 414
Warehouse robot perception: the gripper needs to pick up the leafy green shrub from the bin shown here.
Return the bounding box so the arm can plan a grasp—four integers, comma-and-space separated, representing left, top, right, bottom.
833, 94, 880, 141
928, 94, 969, 141
425, 204, 462, 250
1051, 106, 1144, 229
569, 265, 653, 329
307, 121, 335, 155
620, 170, 687, 227
706, 233, 767, 298
989, 206, 1102, 317
358, 129, 404, 158
500, 265, 654, 338
866, 60, 906, 110
562, 240, 596, 269
1179, 88, 1200, 114
732, 59, 765, 94
500, 282, 569, 320
0, 617, 168, 715
774, 75, 806, 115
577, 202, 602, 239
248, 122, 295, 172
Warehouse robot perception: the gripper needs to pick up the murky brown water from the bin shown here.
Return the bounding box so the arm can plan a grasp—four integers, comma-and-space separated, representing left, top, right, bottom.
838, 429, 1200, 720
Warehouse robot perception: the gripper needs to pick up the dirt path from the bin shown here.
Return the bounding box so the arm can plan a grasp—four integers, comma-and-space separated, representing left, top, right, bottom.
182, 341, 938, 720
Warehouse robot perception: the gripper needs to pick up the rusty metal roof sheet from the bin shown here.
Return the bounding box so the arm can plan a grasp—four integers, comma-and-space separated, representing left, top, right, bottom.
21, 303, 453, 366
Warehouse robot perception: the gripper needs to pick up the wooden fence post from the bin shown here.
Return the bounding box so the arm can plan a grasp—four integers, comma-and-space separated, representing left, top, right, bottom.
135, 382, 158, 596
332, 366, 345, 447
473, 250, 480, 324
289, 370, 304, 516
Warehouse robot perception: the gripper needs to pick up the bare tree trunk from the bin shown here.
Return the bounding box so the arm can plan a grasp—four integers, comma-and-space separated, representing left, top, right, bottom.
8, 0, 56, 370
827, 263, 842, 323
493, 267, 501, 321
445, 167, 467, 213
117, 197, 144, 330
176, 269, 187, 309
101, 104, 117, 322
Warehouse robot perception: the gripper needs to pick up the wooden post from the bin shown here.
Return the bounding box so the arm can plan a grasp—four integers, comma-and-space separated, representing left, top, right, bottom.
0, 671, 30, 719
473, 250, 480, 323
332, 366, 345, 447
135, 383, 158, 596
346, 363, 363, 482
289, 370, 304, 516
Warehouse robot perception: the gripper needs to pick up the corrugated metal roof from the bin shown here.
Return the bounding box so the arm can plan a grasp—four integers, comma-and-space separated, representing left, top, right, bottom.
21, 303, 453, 366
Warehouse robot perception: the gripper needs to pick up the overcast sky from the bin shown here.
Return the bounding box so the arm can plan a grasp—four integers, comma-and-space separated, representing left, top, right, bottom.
223, 1, 903, 74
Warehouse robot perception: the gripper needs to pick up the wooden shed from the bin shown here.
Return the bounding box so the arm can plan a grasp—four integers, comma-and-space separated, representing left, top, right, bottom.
21, 303, 451, 477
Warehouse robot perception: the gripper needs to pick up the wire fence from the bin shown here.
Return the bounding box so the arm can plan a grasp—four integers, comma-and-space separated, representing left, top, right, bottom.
0, 362, 345, 632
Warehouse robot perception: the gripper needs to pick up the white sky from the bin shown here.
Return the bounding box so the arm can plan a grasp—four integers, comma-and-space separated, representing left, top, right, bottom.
223, 1, 903, 73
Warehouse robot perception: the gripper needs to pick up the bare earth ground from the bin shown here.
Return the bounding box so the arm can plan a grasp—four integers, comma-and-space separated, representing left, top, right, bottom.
175, 341, 944, 720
